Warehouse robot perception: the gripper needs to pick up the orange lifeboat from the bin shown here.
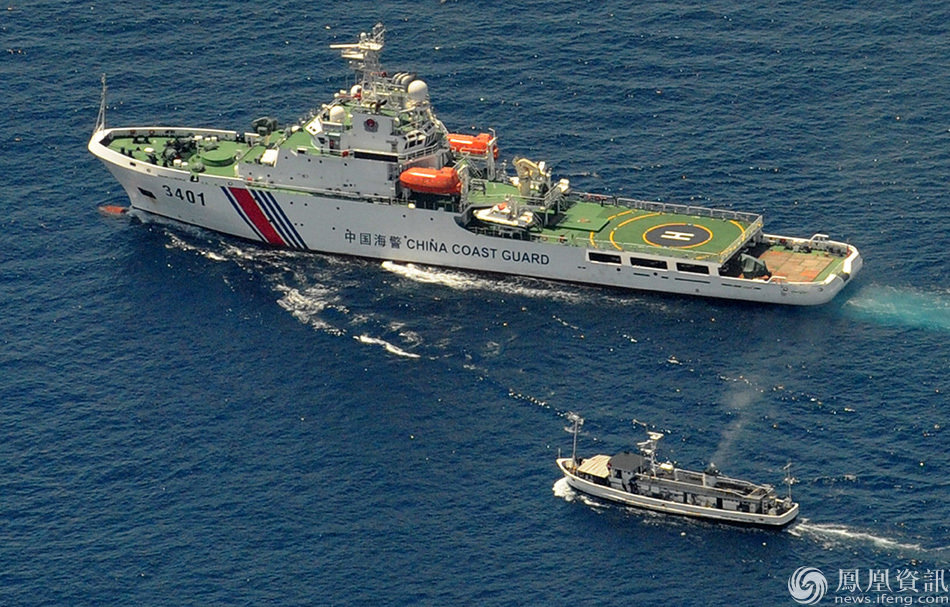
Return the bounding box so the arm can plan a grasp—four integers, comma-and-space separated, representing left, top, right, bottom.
447, 132, 498, 158
399, 166, 462, 195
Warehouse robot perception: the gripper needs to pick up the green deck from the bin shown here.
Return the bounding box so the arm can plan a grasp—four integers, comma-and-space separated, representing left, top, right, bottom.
103, 129, 320, 179
548, 205, 750, 262
467, 181, 756, 263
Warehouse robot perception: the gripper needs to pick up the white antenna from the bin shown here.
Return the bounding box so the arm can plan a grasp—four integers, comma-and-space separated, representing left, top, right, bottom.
330, 23, 385, 97
95, 74, 107, 133
783, 462, 795, 501
565, 412, 584, 463
633, 419, 663, 476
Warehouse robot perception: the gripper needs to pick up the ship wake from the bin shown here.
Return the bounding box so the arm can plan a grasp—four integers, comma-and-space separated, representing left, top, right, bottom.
788, 520, 943, 556
844, 285, 950, 332
552, 477, 605, 511
355, 335, 421, 359
381, 261, 596, 304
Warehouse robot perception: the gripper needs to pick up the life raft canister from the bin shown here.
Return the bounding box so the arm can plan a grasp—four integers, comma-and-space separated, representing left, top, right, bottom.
447, 132, 498, 159
399, 166, 462, 195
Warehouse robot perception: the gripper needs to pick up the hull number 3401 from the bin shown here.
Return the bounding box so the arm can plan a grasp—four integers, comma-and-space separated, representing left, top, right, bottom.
162, 185, 206, 206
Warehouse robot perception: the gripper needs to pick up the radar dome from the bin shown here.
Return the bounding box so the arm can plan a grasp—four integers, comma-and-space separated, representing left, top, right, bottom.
329, 105, 346, 123
407, 80, 429, 103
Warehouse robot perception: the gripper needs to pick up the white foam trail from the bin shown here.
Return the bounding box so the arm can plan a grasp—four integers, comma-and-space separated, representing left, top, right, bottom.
380, 261, 590, 303
275, 285, 345, 335
389, 322, 423, 348
845, 285, 950, 332
222, 243, 269, 261
791, 521, 926, 553
160, 227, 285, 266
553, 477, 603, 509
381, 261, 479, 289
159, 232, 231, 263
552, 477, 573, 499
355, 335, 421, 359
164, 232, 200, 253
552, 315, 579, 330
276, 286, 426, 357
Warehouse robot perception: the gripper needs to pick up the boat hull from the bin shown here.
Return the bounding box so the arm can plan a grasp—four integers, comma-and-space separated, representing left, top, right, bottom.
556, 458, 799, 527
90, 129, 857, 306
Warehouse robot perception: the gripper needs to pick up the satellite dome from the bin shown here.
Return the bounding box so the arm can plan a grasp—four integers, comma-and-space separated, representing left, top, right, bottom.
407, 80, 428, 103
329, 105, 346, 123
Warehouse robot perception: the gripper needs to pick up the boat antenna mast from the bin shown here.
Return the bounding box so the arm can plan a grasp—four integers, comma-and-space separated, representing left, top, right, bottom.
783, 462, 795, 501
633, 419, 663, 476
330, 23, 385, 101
95, 74, 107, 133
565, 412, 584, 464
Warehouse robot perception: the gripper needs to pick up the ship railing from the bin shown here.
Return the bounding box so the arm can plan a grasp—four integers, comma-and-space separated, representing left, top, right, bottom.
101, 126, 242, 142
311, 139, 443, 162
541, 185, 567, 214
564, 194, 763, 263
461, 190, 546, 208
709, 214, 764, 264
582, 193, 763, 224
460, 178, 548, 212
762, 233, 852, 257
606, 195, 764, 226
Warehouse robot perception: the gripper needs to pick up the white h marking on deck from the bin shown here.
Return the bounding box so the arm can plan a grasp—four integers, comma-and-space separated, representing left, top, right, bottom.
660, 230, 695, 241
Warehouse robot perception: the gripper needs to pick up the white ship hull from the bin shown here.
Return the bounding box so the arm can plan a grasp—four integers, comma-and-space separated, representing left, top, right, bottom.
90, 128, 860, 305
557, 458, 799, 527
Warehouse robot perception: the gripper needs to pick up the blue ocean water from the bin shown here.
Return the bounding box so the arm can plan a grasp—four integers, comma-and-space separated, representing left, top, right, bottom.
2, 1, 948, 605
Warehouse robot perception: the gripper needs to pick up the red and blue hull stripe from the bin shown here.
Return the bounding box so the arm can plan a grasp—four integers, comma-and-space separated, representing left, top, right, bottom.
222, 187, 307, 249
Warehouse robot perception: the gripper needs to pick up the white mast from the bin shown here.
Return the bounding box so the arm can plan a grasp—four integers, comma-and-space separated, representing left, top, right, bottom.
329, 23, 385, 100
783, 462, 795, 501
565, 412, 584, 463
95, 74, 107, 133
633, 419, 663, 476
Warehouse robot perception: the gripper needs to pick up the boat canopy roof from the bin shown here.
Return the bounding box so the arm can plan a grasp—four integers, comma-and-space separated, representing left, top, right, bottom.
576, 454, 611, 479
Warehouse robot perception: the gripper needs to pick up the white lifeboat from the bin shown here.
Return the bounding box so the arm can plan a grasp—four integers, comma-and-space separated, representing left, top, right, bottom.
474, 199, 536, 228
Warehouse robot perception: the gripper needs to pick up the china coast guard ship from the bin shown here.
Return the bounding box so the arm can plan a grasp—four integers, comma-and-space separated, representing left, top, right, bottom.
89, 24, 861, 305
